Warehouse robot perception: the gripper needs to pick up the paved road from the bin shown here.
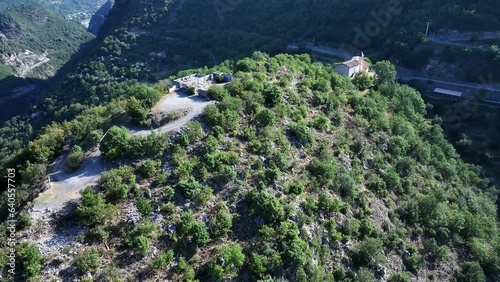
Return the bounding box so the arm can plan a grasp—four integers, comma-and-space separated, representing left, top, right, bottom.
427, 38, 490, 50
429, 31, 500, 44
292, 43, 500, 92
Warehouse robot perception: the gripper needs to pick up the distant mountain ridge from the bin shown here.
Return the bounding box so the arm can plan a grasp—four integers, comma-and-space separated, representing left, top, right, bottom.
38, 0, 109, 26
0, 2, 93, 79
0, 1, 93, 123
87, 0, 114, 35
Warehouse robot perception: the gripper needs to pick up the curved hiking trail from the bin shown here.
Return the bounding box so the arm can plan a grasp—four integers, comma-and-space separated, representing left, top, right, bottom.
27, 91, 213, 254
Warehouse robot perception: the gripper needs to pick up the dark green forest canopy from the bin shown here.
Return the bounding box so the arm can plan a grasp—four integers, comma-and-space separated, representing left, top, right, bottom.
0, 53, 499, 281
0, 7, 498, 281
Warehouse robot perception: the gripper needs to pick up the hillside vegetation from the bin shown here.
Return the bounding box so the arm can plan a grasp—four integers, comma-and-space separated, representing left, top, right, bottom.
0, 2, 93, 79
0, 53, 498, 282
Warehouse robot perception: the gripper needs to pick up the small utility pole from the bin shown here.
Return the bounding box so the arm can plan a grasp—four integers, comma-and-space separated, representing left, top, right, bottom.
425, 21, 431, 37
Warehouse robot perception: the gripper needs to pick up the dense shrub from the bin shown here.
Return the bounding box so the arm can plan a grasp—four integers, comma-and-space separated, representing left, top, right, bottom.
190, 221, 211, 246
209, 202, 233, 237
137, 159, 162, 178
287, 180, 305, 195
307, 158, 336, 183
255, 109, 276, 127
456, 261, 486, 282
100, 126, 131, 160
288, 122, 314, 146
149, 250, 174, 270
263, 84, 284, 107
77, 187, 116, 227
101, 166, 136, 201
215, 243, 245, 278
354, 238, 385, 267
136, 196, 153, 216
17, 243, 42, 278
74, 248, 100, 274
126, 96, 148, 124
66, 145, 84, 170
177, 177, 214, 205
247, 190, 283, 224
208, 85, 229, 101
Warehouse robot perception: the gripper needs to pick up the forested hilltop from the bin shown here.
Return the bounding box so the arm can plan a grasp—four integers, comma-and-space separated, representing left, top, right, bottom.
2, 0, 500, 162
0, 1, 498, 281
2, 52, 499, 282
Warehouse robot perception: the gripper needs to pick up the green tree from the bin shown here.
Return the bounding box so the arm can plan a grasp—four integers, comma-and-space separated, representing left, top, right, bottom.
126, 96, 148, 124
307, 158, 336, 183
208, 85, 229, 101
255, 109, 276, 127
388, 272, 411, 282
137, 159, 162, 178
149, 250, 174, 270
190, 221, 211, 246
17, 243, 42, 278
311, 114, 331, 132
188, 86, 197, 95
352, 72, 374, 90
216, 243, 245, 278
287, 180, 305, 195
136, 196, 153, 216
335, 170, 356, 199
177, 177, 214, 205
354, 238, 385, 267
134, 235, 150, 256
456, 261, 486, 282
101, 167, 135, 201
77, 187, 116, 227
356, 267, 375, 282
176, 257, 196, 281
288, 122, 314, 146
210, 201, 233, 237
264, 84, 284, 107
128, 84, 162, 108
247, 190, 283, 224
66, 145, 84, 170
186, 121, 204, 143
372, 60, 397, 86
73, 247, 100, 274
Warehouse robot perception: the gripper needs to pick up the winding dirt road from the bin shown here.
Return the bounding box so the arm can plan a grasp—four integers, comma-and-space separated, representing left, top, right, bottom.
30, 91, 213, 221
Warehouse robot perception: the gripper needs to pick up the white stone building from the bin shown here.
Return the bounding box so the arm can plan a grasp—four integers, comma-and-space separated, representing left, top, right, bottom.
335, 54, 370, 78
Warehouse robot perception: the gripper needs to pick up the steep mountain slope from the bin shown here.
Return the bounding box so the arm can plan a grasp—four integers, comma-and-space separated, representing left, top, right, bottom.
0, 0, 498, 281
3, 53, 499, 282
0, 3, 93, 79
39, 0, 110, 27
87, 0, 114, 35
0, 0, 500, 281
0, 2, 93, 124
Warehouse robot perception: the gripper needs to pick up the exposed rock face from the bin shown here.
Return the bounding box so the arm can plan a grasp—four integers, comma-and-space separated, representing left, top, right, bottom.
87, 0, 114, 35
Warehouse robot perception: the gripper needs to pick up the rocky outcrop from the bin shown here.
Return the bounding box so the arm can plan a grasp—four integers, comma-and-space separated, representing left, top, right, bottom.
87, 0, 114, 35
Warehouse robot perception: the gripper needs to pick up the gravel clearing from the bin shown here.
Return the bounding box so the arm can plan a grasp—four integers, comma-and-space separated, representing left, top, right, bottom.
26, 90, 213, 256
130, 91, 214, 136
